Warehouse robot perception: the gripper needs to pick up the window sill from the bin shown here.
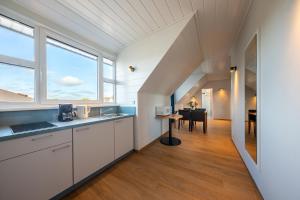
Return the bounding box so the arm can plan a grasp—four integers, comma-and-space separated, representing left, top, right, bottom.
0, 103, 120, 112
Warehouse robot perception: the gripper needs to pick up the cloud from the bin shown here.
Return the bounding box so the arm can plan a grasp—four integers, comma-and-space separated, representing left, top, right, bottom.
59, 76, 83, 86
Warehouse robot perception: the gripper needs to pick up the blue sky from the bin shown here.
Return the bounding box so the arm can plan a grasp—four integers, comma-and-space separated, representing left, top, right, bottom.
46, 43, 98, 100
0, 25, 113, 101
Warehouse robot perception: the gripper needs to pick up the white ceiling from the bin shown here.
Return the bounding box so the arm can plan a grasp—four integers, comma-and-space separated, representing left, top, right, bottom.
10, 0, 252, 61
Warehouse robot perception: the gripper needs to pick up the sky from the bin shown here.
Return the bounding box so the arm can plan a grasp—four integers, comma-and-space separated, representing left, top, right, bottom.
0, 25, 114, 101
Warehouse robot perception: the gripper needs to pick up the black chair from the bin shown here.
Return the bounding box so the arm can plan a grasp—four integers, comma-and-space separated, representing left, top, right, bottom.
190, 109, 207, 133
178, 109, 192, 131
248, 109, 256, 137
195, 108, 206, 112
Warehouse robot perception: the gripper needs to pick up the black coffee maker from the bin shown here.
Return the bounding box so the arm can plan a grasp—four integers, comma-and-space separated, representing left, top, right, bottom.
58, 104, 75, 122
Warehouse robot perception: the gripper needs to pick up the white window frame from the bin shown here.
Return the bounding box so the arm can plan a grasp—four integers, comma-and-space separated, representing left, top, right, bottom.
0, 10, 39, 106
40, 28, 103, 104
0, 7, 117, 109
103, 58, 116, 104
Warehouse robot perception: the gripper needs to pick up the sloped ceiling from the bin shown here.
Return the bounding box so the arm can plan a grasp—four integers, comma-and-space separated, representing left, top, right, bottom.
139, 15, 202, 95
116, 15, 192, 104
176, 73, 230, 105
7, 0, 252, 66
174, 65, 206, 102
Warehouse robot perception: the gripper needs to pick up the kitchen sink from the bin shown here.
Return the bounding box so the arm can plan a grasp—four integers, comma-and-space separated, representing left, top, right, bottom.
100, 113, 128, 119
10, 121, 56, 133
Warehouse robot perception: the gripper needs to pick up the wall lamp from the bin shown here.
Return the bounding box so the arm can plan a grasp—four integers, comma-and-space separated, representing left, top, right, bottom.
128, 65, 136, 72
230, 66, 237, 72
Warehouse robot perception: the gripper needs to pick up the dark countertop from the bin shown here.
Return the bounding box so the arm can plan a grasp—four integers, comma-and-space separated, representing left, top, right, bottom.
0, 114, 134, 142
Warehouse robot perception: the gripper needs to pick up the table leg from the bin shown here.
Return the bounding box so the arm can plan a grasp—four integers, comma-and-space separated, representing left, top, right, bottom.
160, 119, 181, 146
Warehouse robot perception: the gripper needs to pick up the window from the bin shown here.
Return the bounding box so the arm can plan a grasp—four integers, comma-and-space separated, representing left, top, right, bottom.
0, 14, 34, 61
103, 58, 115, 103
103, 58, 114, 80
103, 82, 114, 103
46, 37, 98, 101
0, 15, 35, 103
0, 63, 34, 102
0, 12, 117, 106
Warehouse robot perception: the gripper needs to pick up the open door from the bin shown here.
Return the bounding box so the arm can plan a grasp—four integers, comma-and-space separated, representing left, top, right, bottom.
201, 88, 213, 119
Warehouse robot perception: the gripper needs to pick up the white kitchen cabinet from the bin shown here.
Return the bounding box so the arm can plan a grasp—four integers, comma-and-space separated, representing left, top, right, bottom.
0, 129, 72, 162
0, 142, 73, 200
114, 117, 134, 159
73, 122, 115, 183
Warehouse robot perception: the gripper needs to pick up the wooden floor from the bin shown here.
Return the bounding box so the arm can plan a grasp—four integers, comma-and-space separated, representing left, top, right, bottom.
64, 120, 262, 200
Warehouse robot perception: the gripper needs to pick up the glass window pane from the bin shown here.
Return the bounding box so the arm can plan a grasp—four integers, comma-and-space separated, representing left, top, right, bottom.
103, 63, 114, 80
0, 15, 34, 61
46, 38, 98, 100
0, 63, 34, 102
103, 82, 114, 103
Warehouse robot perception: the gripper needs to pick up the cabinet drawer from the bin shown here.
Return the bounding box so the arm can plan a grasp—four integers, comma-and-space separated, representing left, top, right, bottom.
0, 129, 72, 162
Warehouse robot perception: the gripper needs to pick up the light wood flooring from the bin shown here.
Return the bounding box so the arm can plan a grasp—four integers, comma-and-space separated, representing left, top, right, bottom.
64, 120, 262, 200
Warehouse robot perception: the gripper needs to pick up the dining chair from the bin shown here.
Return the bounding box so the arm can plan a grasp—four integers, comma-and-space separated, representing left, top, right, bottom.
190, 109, 207, 133
178, 109, 192, 131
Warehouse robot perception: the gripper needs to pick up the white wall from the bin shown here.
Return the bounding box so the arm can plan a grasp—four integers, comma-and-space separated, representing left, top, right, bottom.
201, 80, 231, 120
136, 92, 169, 149
117, 14, 203, 150
174, 66, 205, 103
179, 79, 231, 120
175, 74, 208, 110
231, 1, 300, 199
116, 15, 193, 105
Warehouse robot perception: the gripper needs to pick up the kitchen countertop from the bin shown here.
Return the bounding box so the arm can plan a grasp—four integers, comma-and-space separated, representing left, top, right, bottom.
0, 114, 134, 142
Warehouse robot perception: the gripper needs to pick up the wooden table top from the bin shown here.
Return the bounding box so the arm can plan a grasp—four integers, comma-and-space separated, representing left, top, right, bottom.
156, 114, 183, 120
249, 112, 256, 116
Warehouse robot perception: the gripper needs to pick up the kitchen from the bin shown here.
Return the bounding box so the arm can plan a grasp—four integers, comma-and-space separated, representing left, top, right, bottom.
1, 1, 300, 200
0, 104, 135, 199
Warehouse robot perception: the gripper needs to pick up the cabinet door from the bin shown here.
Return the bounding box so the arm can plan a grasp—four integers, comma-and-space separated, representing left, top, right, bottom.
0, 142, 73, 200
114, 117, 134, 159
73, 122, 114, 183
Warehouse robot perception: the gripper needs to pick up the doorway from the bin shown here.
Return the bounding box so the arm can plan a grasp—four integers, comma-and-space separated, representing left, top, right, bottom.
201, 88, 213, 119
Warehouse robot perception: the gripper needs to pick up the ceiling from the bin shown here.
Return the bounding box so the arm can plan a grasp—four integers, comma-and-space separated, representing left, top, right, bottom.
10, 0, 252, 62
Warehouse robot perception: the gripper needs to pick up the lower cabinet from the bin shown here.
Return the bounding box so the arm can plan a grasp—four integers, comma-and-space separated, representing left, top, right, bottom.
0, 117, 134, 199
73, 121, 115, 183
0, 142, 73, 200
114, 117, 134, 159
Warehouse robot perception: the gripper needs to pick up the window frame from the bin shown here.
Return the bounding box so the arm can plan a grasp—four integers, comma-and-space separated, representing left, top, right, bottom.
0, 10, 39, 106
40, 29, 102, 104
102, 58, 116, 104
0, 7, 117, 108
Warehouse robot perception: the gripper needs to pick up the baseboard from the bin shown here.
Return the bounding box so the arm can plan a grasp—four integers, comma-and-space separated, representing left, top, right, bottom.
213, 118, 232, 121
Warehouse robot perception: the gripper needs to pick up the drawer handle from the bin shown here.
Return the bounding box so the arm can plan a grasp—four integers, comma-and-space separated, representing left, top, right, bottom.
115, 120, 122, 123
52, 144, 71, 152
75, 127, 90, 132
31, 134, 53, 141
